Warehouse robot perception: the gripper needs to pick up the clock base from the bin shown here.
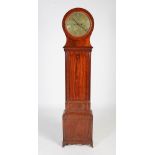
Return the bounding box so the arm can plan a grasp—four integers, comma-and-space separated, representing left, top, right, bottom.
62, 140, 93, 147
62, 110, 93, 147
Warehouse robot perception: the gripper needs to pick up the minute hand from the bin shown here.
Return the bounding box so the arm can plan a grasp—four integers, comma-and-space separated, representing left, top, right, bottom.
72, 18, 87, 32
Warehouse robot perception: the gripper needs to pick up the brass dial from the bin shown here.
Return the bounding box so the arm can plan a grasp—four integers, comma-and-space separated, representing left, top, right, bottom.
65, 11, 91, 37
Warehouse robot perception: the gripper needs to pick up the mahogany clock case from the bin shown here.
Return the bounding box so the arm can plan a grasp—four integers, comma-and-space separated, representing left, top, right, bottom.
62, 8, 94, 147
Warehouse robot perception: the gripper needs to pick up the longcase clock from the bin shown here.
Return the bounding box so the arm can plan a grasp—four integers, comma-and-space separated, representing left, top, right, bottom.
62, 8, 94, 147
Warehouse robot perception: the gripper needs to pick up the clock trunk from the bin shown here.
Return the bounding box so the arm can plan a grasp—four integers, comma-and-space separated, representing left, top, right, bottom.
62, 47, 93, 147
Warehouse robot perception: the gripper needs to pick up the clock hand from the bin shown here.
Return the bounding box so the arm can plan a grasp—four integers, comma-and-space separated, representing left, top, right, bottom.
72, 18, 87, 32
72, 18, 87, 31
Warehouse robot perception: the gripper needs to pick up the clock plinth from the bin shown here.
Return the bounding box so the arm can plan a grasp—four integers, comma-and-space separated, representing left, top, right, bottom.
63, 111, 93, 147
62, 8, 94, 147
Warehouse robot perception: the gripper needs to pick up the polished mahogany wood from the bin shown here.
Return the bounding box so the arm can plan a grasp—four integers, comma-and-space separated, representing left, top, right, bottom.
62, 8, 94, 147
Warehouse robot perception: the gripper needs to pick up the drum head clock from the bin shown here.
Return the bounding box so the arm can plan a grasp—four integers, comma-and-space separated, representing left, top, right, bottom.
62, 8, 94, 147
62, 8, 94, 46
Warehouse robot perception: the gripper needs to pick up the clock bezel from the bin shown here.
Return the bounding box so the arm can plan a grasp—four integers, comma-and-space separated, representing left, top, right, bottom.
62, 8, 94, 40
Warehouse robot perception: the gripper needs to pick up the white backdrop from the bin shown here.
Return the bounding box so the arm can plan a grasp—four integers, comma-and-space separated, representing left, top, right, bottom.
38, 0, 115, 154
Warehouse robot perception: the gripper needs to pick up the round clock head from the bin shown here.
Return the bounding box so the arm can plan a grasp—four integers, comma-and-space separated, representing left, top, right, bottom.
64, 9, 93, 38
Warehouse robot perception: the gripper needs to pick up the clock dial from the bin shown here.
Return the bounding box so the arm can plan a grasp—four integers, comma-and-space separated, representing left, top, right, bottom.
65, 12, 91, 37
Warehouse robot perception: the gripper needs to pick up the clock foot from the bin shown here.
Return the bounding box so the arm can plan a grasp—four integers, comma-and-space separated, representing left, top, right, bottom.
90, 142, 93, 147
62, 141, 93, 147
62, 142, 66, 147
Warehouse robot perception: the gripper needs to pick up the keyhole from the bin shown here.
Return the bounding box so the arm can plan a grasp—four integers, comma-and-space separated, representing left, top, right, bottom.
76, 54, 80, 59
